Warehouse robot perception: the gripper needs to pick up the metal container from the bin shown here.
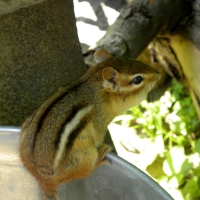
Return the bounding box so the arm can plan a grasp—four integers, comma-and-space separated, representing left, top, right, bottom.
0, 126, 174, 200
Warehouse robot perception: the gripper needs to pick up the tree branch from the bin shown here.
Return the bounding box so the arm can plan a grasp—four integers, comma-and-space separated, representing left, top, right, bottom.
85, 0, 192, 60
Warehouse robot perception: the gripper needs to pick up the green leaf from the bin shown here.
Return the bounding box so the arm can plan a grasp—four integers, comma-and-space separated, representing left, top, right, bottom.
181, 159, 192, 176
163, 146, 187, 178
146, 156, 165, 178
193, 167, 200, 177
173, 102, 181, 112
195, 139, 200, 154
182, 178, 200, 199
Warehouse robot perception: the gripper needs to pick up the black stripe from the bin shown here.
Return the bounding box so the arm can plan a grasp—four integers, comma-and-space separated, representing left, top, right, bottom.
37, 82, 82, 133
66, 113, 92, 150
54, 102, 89, 148
32, 81, 83, 152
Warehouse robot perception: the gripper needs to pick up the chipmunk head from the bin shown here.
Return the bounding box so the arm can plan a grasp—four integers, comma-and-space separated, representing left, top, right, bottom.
94, 49, 160, 113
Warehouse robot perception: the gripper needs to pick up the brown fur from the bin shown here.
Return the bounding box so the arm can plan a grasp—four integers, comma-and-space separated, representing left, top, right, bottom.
19, 49, 160, 200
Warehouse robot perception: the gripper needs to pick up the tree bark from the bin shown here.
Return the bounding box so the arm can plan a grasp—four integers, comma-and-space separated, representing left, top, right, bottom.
93, 0, 192, 58
84, 0, 200, 119
0, 0, 46, 15
0, 0, 86, 125
170, 35, 200, 119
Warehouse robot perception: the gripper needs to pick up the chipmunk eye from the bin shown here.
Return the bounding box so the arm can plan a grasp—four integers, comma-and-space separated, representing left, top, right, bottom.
132, 76, 143, 85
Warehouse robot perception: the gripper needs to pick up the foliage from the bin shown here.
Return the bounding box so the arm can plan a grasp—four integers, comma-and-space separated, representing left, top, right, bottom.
111, 79, 200, 200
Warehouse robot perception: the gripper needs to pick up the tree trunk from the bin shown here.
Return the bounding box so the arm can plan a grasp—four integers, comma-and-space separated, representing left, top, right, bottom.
0, 0, 46, 15
0, 0, 86, 125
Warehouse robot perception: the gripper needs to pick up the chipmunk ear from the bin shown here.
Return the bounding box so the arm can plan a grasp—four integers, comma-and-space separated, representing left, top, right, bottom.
94, 49, 112, 62
102, 67, 119, 87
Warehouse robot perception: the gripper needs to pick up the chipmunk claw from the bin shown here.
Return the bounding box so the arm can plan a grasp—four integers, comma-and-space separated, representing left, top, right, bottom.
96, 144, 112, 167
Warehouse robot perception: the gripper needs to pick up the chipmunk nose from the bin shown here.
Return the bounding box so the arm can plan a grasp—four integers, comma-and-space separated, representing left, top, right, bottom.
149, 71, 160, 82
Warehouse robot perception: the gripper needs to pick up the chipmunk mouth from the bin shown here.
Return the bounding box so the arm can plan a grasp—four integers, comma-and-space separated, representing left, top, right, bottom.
156, 73, 161, 81
147, 73, 160, 90
147, 81, 157, 92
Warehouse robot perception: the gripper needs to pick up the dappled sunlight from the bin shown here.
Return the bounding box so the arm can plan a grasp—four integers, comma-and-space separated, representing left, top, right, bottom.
74, 0, 119, 48
108, 79, 200, 200
76, 21, 105, 47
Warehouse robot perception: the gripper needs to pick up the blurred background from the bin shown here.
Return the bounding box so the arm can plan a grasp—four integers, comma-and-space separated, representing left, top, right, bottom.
73, 1, 200, 200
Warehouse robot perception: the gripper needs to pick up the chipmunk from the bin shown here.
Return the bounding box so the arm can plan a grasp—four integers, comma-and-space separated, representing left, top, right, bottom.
19, 49, 160, 200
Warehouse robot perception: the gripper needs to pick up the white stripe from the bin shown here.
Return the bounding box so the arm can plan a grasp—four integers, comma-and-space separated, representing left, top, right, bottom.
53, 105, 93, 169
